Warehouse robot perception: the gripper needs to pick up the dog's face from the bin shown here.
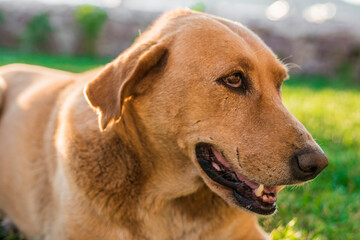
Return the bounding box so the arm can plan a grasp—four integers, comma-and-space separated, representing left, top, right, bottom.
85, 10, 328, 216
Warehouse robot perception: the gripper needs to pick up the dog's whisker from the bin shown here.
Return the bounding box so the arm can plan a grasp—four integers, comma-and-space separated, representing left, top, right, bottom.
280, 55, 293, 63
284, 62, 301, 71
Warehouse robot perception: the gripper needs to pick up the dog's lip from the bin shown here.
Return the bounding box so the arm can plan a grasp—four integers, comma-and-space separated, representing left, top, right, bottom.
195, 143, 281, 215
211, 147, 261, 189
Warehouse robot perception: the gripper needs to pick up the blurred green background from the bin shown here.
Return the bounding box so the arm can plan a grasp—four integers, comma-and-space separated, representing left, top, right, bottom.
0, 0, 360, 239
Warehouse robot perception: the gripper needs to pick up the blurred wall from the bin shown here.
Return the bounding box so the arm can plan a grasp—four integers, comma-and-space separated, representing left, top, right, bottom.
0, 0, 359, 80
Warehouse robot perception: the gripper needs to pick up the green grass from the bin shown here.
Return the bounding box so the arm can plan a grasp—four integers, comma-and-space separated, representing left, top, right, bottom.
1, 49, 360, 239
261, 75, 360, 240
0, 48, 112, 72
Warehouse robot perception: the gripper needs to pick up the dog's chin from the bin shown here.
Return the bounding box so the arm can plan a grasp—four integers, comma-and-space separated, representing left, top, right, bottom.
195, 142, 283, 216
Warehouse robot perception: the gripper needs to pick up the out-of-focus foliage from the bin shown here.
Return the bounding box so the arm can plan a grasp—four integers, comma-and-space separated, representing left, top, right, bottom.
190, 2, 206, 12
21, 13, 52, 51
74, 5, 108, 56
271, 218, 303, 240
0, 231, 25, 240
0, 11, 4, 24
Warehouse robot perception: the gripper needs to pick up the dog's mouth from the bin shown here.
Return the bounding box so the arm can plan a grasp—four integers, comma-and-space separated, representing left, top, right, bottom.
195, 143, 279, 215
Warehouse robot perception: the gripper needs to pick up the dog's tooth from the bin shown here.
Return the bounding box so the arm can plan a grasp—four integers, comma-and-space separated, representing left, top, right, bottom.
211, 162, 221, 171
254, 184, 264, 197
269, 195, 277, 202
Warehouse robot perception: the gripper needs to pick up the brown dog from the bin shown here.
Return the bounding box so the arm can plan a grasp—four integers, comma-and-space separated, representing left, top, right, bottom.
0, 9, 328, 240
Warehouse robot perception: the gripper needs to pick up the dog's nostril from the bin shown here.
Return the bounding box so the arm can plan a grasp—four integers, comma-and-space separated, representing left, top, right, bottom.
294, 152, 328, 181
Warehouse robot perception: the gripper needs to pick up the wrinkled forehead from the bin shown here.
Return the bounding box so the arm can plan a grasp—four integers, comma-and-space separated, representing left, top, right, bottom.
170, 14, 288, 83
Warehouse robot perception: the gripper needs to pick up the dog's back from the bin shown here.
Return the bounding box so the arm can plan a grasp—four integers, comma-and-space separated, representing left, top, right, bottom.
0, 76, 6, 117
0, 64, 76, 237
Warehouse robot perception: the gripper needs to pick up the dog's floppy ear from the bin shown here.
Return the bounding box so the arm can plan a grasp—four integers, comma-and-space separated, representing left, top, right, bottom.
84, 42, 168, 131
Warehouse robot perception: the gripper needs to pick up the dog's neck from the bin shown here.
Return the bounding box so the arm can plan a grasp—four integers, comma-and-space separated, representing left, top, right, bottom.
66, 98, 260, 239
104, 105, 213, 205
113, 104, 203, 200
86, 122, 226, 239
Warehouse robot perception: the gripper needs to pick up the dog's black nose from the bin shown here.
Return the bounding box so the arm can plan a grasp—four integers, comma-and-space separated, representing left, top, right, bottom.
293, 152, 328, 181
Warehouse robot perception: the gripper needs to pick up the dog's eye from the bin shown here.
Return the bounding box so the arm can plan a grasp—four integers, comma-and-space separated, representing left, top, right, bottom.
217, 71, 250, 94
218, 71, 250, 92
223, 72, 243, 88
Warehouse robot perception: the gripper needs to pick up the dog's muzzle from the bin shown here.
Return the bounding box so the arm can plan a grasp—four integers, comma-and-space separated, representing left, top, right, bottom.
195, 143, 280, 215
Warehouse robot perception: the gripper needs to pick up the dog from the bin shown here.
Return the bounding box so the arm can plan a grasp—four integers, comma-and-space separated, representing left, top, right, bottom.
0, 9, 328, 240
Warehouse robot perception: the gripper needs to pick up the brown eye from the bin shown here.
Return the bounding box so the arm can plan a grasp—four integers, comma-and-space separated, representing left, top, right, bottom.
216, 71, 250, 94
223, 72, 243, 88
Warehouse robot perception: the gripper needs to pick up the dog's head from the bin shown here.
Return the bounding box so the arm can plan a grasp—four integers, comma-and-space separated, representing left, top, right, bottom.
84, 10, 328, 216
